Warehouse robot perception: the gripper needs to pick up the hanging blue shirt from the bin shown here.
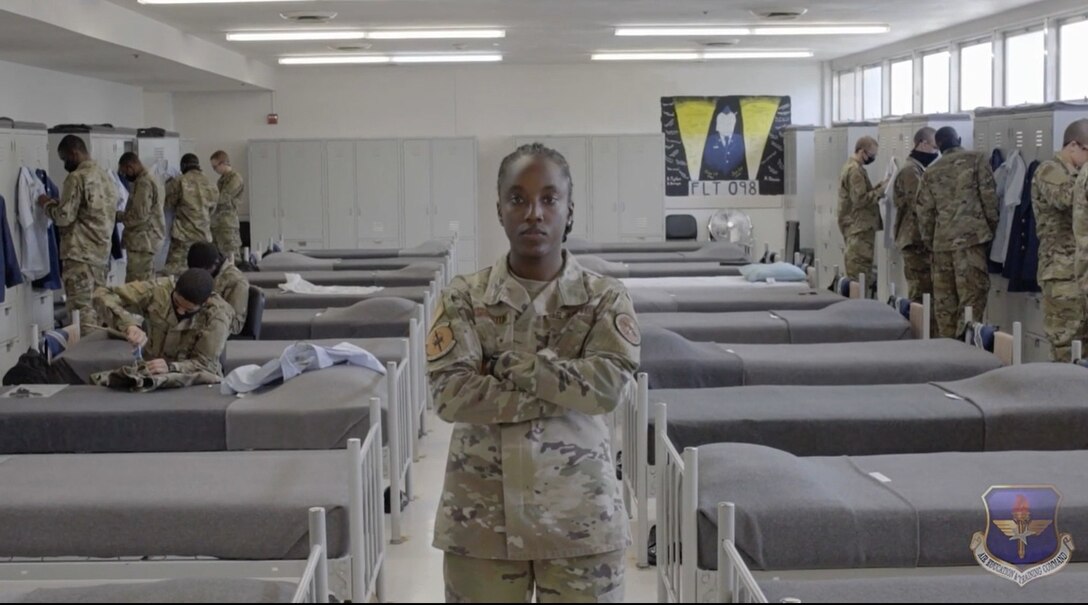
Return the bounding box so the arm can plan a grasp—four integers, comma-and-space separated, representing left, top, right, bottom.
0, 195, 26, 302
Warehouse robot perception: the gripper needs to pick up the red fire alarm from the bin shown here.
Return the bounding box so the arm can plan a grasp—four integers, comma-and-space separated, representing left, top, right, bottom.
266, 113, 279, 125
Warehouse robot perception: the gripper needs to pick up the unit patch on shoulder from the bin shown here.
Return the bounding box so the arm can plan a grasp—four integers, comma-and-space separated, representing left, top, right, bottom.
427, 324, 456, 361
614, 313, 641, 346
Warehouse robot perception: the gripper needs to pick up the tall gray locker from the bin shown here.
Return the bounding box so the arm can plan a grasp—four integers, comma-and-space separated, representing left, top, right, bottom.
813, 121, 878, 283
784, 125, 816, 250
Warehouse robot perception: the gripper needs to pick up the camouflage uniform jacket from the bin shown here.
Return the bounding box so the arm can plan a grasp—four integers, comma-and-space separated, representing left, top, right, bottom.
1032, 156, 1079, 282
428, 252, 640, 560
45, 160, 116, 264
215, 262, 250, 335
119, 171, 165, 253
1074, 168, 1088, 292
838, 157, 883, 237
916, 147, 999, 252
893, 156, 926, 251
93, 277, 232, 376
214, 171, 244, 231
165, 170, 217, 243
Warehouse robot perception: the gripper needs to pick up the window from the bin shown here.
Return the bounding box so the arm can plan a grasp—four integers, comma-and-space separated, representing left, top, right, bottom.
1005, 29, 1045, 105
960, 40, 993, 110
1060, 18, 1088, 101
890, 59, 913, 115
838, 71, 857, 121
922, 50, 950, 113
862, 65, 882, 120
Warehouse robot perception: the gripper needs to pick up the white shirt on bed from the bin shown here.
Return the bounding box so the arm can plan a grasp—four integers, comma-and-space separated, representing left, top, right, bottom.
222, 341, 386, 395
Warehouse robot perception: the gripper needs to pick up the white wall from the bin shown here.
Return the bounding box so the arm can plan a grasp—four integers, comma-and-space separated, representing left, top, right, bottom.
173, 61, 821, 264
142, 92, 175, 131
0, 59, 144, 128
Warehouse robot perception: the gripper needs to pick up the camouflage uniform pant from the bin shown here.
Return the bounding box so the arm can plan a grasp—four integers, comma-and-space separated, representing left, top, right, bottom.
125, 251, 156, 283
932, 243, 990, 339
443, 550, 625, 603
62, 260, 106, 336
900, 247, 933, 304
1041, 279, 1088, 362
164, 238, 201, 276
212, 226, 241, 261
844, 231, 876, 284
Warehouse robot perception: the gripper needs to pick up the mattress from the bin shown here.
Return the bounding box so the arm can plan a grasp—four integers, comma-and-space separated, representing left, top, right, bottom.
639, 327, 1002, 389
59, 332, 407, 384
639, 299, 911, 344
0, 365, 388, 454
564, 239, 704, 254
631, 287, 841, 313
622, 276, 808, 290
245, 264, 440, 288
649, 364, 1088, 462
296, 240, 451, 259
260, 254, 438, 272
260, 297, 418, 341
0, 449, 352, 560
760, 568, 1088, 603
0, 578, 297, 603
262, 285, 428, 309
695, 444, 1088, 570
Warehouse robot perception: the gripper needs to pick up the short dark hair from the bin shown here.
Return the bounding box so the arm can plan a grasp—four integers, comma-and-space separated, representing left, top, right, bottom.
935, 126, 960, 151
175, 269, 215, 306
180, 153, 201, 173
497, 143, 575, 241
57, 134, 87, 156
118, 152, 141, 168
186, 241, 222, 271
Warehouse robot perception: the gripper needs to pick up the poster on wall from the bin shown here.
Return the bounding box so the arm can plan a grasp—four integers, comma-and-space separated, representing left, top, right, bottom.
661, 95, 791, 197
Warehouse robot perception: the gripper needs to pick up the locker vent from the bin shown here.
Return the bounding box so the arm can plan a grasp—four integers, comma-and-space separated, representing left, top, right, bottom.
995, 132, 1002, 146
1034, 130, 1044, 148
154, 149, 165, 161
1015, 131, 1023, 147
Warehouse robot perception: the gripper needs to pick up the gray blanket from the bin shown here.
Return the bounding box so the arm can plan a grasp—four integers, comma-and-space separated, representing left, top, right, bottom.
760, 569, 1088, 603
263, 285, 428, 309
696, 444, 1088, 570
0, 366, 387, 454
564, 238, 704, 254
0, 449, 351, 560
639, 300, 911, 344
0, 578, 297, 603
261, 252, 439, 272
639, 327, 1001, 388
245, 264, 440, 288
295, 239, 451, 259
631, 288, 841, 313
260, 297, 418, 340
574, 241, 749, 263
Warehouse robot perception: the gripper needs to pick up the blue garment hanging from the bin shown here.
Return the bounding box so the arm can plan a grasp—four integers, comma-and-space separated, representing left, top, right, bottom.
1002, 160, 1041, 293
30, 170, 62, 291
0, 196, 26, 302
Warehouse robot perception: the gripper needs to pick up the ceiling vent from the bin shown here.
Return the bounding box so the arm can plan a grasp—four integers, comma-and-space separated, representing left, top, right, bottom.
280, 11, 338, 24
329, 43, 372, 52
749, 9, 808, 21
702, 40, 740, 48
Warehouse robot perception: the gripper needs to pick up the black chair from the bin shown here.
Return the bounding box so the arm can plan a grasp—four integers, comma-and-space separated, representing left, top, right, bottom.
665, 214, 698, 240
232, 286, 266, 341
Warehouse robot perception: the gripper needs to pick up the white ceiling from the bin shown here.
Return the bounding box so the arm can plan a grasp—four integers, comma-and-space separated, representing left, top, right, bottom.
110, 0, 1051, 65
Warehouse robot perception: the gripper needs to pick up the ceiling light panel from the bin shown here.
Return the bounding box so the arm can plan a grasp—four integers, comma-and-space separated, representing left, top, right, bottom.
368, 29, 505, 40
227, 31, 366, 42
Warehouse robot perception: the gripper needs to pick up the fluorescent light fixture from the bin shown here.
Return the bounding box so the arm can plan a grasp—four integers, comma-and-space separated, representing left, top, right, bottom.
592, 50, 812, 61
615, 27, 750, 37
751, 25, 889, 35
279, 54, 502, 65
391, 54, 503, 63
368, 29, 505, 40
279, 56, 391, 65
591, 52, 702, 61
614, 24, 889, 37
704, 50, 814, 59
228, 31, 366, 42
141, 0, 302, 4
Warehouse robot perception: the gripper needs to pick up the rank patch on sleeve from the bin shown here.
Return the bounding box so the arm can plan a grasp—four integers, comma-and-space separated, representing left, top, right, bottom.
427, 324, 456, 361
614, 313, 641, 346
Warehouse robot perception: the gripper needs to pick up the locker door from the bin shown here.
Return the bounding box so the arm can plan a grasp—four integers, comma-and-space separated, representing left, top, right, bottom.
618, 135, 664, 238
401, 139, 433, 246
246, 141, 280, 245
514, 136, 590, 240
589, 137, 621, 242
356, 139, 402, 247
325, 141, 356, 249
431, 138, 477, 239
278, 141, 326, 244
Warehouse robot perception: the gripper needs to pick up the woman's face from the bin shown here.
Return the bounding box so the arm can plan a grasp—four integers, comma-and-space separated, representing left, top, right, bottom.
498, 156, 571, 262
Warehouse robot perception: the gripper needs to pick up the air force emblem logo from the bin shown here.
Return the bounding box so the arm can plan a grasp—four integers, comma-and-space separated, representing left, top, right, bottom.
970, 486, 1075, 586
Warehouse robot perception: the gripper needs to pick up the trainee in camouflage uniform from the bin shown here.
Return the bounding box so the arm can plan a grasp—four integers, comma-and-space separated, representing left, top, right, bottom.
1037, 120, 1088, 361
428, 252, 637, 603
893, 128, 940, 304
838, 137, 885, 283
164, 155, 218, 275
40, 138, 117, 336
188, 241, 250, 335
212, 151, 244, 260
1077, 163, 1088, 307
93, 273, 232, 381
118, 155, 165, 283
916, 129, 998, 339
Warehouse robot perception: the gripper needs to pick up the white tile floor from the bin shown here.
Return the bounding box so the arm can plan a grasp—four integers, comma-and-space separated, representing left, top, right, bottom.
386, 411, 658, 603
